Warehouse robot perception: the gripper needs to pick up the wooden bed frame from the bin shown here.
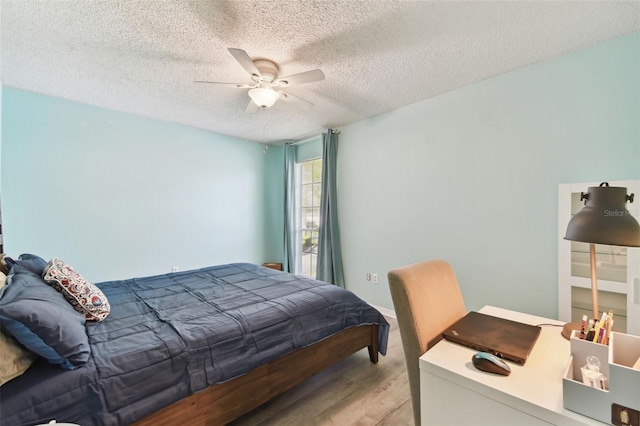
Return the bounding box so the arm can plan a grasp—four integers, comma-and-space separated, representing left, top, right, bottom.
133, 324, 380, 426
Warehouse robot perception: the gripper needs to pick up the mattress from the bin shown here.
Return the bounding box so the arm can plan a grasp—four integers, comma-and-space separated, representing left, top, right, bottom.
0, 263, 389, 426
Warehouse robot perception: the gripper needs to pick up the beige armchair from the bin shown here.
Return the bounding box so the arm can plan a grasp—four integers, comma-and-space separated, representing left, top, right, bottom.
388, 260, 466, 426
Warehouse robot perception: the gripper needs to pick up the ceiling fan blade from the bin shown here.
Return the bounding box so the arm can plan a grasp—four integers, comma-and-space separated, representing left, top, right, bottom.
228, 48, 262, 79
279, 91, 314, 111
274, 69, 325, 87
244, 100, 259, 114
194, 81, 253, 88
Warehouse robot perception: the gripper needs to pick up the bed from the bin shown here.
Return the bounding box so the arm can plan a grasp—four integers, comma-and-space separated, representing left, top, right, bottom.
0, 261, 389, 426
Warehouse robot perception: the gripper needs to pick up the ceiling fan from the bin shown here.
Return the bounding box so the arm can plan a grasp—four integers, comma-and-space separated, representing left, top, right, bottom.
195, 48, 325, 113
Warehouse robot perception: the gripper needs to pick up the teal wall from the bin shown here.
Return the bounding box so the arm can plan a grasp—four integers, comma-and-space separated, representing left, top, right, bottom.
296, 136, 322, 162
1, 88, 270, 282
338, 33, 640, 318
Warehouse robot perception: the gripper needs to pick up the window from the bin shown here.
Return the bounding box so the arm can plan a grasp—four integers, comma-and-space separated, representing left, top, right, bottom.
297, 158, 322, 278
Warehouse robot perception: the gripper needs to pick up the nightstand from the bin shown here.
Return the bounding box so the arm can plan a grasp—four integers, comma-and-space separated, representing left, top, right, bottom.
262, 263, 283, 271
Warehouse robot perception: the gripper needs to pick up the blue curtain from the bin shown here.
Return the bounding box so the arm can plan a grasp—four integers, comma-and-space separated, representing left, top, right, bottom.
316, 130, 344, 287
283, 143, 298, 273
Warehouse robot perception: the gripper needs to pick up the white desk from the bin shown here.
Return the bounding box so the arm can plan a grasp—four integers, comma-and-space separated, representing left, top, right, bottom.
419, 306, 604, 426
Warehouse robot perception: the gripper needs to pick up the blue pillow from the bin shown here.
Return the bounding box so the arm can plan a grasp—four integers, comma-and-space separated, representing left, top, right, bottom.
0, 265, 90, 370
5, 253, 48, 276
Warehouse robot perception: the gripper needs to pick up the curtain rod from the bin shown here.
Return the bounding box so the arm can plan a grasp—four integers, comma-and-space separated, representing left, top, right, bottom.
289, 129, 340, 146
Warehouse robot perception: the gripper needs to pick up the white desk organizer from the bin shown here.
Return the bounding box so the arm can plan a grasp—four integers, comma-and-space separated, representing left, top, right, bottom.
563, 330, 640, 423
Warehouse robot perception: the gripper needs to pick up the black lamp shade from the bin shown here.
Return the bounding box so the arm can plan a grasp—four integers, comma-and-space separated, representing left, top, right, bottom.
564, 184, 640, 247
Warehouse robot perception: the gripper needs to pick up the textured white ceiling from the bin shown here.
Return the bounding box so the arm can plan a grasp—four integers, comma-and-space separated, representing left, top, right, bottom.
1, 1, 639, 143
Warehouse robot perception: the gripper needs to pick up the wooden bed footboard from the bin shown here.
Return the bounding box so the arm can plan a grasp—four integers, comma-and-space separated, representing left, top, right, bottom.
133, 324, 380, 426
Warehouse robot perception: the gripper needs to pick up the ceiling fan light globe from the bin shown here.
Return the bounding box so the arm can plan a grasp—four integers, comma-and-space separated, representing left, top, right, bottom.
248, 87, 280, 108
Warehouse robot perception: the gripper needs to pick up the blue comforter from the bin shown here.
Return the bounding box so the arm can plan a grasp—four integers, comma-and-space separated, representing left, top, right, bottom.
0, 263, 389, 426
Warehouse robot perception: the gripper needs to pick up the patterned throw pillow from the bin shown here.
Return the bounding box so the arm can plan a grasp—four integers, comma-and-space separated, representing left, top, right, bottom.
43, 258, 110, 321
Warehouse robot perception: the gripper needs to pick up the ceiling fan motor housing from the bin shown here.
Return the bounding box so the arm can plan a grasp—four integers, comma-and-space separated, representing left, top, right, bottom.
253, 59, 279, 82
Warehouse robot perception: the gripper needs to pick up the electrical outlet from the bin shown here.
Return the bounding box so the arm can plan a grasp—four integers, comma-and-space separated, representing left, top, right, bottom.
366, 272, 372, 281
372, 273, 379, 284
172, 266, 180, 272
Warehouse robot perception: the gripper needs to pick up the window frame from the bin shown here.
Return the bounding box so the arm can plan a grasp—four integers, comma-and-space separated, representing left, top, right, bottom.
295, 157, 322, 278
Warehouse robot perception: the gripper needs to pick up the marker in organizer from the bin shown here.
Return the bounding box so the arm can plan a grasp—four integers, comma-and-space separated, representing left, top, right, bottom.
598, 312, 609, 344
604, 311, 614, 345
591, 313, 604, 343
579, 315, 588, 339
586, 319, 596, 341
592, 312, 609, 343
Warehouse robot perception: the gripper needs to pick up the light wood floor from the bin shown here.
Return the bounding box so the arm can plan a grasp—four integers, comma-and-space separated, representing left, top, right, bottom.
229, 316, 413, 426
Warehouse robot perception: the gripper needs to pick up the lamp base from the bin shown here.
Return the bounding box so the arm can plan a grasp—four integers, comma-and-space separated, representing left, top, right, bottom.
561, 321, 581, 340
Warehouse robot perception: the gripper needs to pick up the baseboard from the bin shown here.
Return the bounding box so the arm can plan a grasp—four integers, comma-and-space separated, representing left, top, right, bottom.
371, 304, 395, 319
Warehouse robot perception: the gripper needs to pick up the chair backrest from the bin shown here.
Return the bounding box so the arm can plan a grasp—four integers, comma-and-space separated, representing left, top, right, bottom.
388, 260, 466, 426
